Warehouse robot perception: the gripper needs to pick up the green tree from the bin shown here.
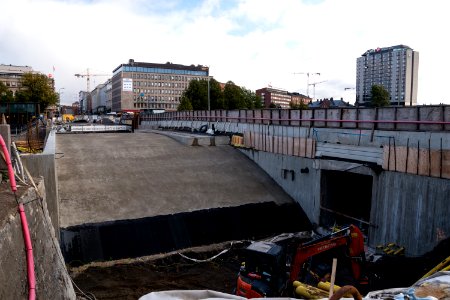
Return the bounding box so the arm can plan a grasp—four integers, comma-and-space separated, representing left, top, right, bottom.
371, 84, 390, 107
15, 73, 58, 110
224, 81, 245, 109
208, 78, 224, 110
177, 96, 193, 111
289, 101, 308, 110
0, 82, 14, 102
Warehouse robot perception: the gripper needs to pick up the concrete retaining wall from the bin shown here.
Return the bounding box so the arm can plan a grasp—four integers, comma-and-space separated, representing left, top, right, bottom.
239, 148, 449, 256
21, 130, 60, 238
0, 180, 75, 299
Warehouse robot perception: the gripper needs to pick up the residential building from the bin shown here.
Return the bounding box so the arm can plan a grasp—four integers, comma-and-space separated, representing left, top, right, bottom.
289, 92, 311, 106
356, 45, 419, 106
256, 87, 292, 108
111, 59, 209, 112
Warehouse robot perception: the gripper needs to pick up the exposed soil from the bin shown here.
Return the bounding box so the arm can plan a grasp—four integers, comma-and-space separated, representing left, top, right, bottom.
70, 238, 450, 300
70, 242, 244, 300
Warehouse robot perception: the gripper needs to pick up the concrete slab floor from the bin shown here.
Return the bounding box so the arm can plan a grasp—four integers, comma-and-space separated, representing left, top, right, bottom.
56, 131, 294, 228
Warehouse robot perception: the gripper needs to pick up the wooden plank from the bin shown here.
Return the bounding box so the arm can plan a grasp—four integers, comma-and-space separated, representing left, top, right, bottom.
406, 148, 418, 174
443, 150, 450, 179
287, 137, 294, 156
395, 146, 407, 173
430, 150, 442, 178
293, 137, 300, 156
418, 149, 429, 176
382, 145, 390, 170
299, 138, 307, 157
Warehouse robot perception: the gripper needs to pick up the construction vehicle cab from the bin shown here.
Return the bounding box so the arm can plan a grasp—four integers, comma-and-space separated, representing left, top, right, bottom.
236, 241, 288, 298
236, 225, 368, 298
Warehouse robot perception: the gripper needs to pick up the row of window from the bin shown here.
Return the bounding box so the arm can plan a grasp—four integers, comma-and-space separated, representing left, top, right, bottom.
133, 89, 183, 95
133, 103, 177, 109
115, 66, 208, 77
133, 81, 187, 88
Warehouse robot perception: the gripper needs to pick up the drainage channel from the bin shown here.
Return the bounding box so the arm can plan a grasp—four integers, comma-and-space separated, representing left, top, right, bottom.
60, 202, 312, 265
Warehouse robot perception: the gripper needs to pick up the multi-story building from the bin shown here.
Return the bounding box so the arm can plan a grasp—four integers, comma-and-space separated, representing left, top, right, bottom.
256, 87, 293, 108
289, 92, 311, 106
90, 79, 111, 114
111, 59, 209, 112
0, 64, 33, 95
356, 45, 419, 106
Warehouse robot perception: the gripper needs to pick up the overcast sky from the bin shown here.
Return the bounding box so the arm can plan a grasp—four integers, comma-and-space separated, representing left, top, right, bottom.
1, 0, 449, 106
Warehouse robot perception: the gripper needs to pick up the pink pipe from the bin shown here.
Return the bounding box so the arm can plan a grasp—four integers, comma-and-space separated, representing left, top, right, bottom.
0, 134, 16, 192
0, 135, 35, 300
19, 203, 36, 300
145, 114, 450, 125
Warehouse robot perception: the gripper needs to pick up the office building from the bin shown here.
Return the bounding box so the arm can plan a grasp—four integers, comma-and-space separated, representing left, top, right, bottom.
256, 87, 292, 108
0, 64, 34, 95
356, 45, 419, 106
111, 60, 209, 112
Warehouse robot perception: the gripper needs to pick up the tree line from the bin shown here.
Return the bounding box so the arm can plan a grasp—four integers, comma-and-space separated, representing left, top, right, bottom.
0, 73, 58, 111
178, 79, 263, 111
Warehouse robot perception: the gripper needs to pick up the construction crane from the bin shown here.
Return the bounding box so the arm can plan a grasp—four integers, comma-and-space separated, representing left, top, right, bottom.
308, 80, 327, 101
344, 87, 356, 91
74, 68, 111, 93
293, 72, 321, 97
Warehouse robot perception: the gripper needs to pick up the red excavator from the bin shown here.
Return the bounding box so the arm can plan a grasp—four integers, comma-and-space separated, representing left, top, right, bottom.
236, 224, 368, 298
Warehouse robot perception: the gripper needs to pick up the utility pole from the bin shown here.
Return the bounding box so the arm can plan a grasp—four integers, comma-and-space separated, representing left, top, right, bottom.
293, 72, 321, 97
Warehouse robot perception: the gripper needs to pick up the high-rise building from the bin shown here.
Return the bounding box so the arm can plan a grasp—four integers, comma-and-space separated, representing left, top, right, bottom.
356, 45, 419, 106
111, 59, 209, 112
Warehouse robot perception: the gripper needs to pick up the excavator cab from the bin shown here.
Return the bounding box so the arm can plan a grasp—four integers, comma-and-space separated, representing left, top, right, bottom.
236, 241, 287, 298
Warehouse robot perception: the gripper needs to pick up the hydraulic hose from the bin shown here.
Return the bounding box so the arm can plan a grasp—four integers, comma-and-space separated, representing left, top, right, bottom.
0, 134, 35, 300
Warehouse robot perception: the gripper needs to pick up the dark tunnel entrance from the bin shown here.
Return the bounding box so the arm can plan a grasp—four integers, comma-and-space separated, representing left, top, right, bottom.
319, 170, 373, 235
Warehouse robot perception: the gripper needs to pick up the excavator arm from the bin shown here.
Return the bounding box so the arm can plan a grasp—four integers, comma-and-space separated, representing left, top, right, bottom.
289, 225, 365, 283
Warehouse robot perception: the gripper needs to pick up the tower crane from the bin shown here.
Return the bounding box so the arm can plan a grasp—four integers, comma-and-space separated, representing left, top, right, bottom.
308, 80, 327, 101
293, 72, 321, 97
74, 68, 111, 93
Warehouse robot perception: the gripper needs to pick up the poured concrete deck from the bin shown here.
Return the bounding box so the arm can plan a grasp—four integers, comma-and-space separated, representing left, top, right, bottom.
56, 130, 295, 228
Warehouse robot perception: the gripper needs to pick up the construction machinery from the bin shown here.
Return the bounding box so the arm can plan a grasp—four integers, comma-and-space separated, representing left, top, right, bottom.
236, 225, 368, 298
308, 80, 327, 101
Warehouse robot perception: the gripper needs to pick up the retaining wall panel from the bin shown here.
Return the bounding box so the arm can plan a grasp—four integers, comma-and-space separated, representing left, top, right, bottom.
341, 108, 358, 129
377, 108, 396, 130
419, 106, 445, 132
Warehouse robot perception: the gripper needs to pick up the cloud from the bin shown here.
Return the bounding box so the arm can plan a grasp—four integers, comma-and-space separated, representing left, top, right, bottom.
1, 0, 449, 105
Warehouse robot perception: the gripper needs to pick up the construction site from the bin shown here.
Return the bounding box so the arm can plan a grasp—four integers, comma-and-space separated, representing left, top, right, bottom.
1, 105, 450, 299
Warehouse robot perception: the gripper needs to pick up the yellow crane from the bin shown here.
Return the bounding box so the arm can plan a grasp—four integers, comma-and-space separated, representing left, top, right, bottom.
74, 68, 111, 93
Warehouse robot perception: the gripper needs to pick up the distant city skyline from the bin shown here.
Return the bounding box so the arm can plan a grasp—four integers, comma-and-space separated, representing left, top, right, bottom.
1, 0, 449, 106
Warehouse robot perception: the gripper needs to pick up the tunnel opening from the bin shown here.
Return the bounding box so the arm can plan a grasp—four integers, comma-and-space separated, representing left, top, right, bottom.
319, 170, 373, 235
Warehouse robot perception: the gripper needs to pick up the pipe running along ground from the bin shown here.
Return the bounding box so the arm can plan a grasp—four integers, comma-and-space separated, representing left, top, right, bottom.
0, 134, 36, 300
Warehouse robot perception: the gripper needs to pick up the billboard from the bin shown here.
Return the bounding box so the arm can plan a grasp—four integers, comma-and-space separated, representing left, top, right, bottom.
123, 78, 133, 91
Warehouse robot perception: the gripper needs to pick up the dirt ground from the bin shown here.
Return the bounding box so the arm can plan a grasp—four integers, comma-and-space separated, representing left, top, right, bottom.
70, 242, 243, 300
69, 237, 450, 300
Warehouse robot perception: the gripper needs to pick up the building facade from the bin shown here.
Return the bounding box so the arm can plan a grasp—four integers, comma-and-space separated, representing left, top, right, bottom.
256, 87, 292, 108
0, 64, 34, 95
111, 60, 209, 112
356, 45, 419, 106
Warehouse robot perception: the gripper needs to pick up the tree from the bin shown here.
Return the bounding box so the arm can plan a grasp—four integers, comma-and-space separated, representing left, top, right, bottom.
177, 96, 193, 111
208, 78, 224, 110
224, 81, 245, 109
371, 84, 390, 107
15, 73, 58, 110
0, 82, 14, 102
289, 101, 308, 110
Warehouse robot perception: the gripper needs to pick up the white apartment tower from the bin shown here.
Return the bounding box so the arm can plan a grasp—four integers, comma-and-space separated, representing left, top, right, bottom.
356, 45, 419, 106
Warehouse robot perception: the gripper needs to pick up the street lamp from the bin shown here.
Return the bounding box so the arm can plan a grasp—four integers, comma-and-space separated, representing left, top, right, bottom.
58, 87, 65, 116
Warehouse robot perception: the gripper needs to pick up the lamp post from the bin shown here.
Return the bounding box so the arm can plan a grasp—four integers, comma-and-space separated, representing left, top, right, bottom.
58, 87, 65, 116
207, 76, 210, 111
